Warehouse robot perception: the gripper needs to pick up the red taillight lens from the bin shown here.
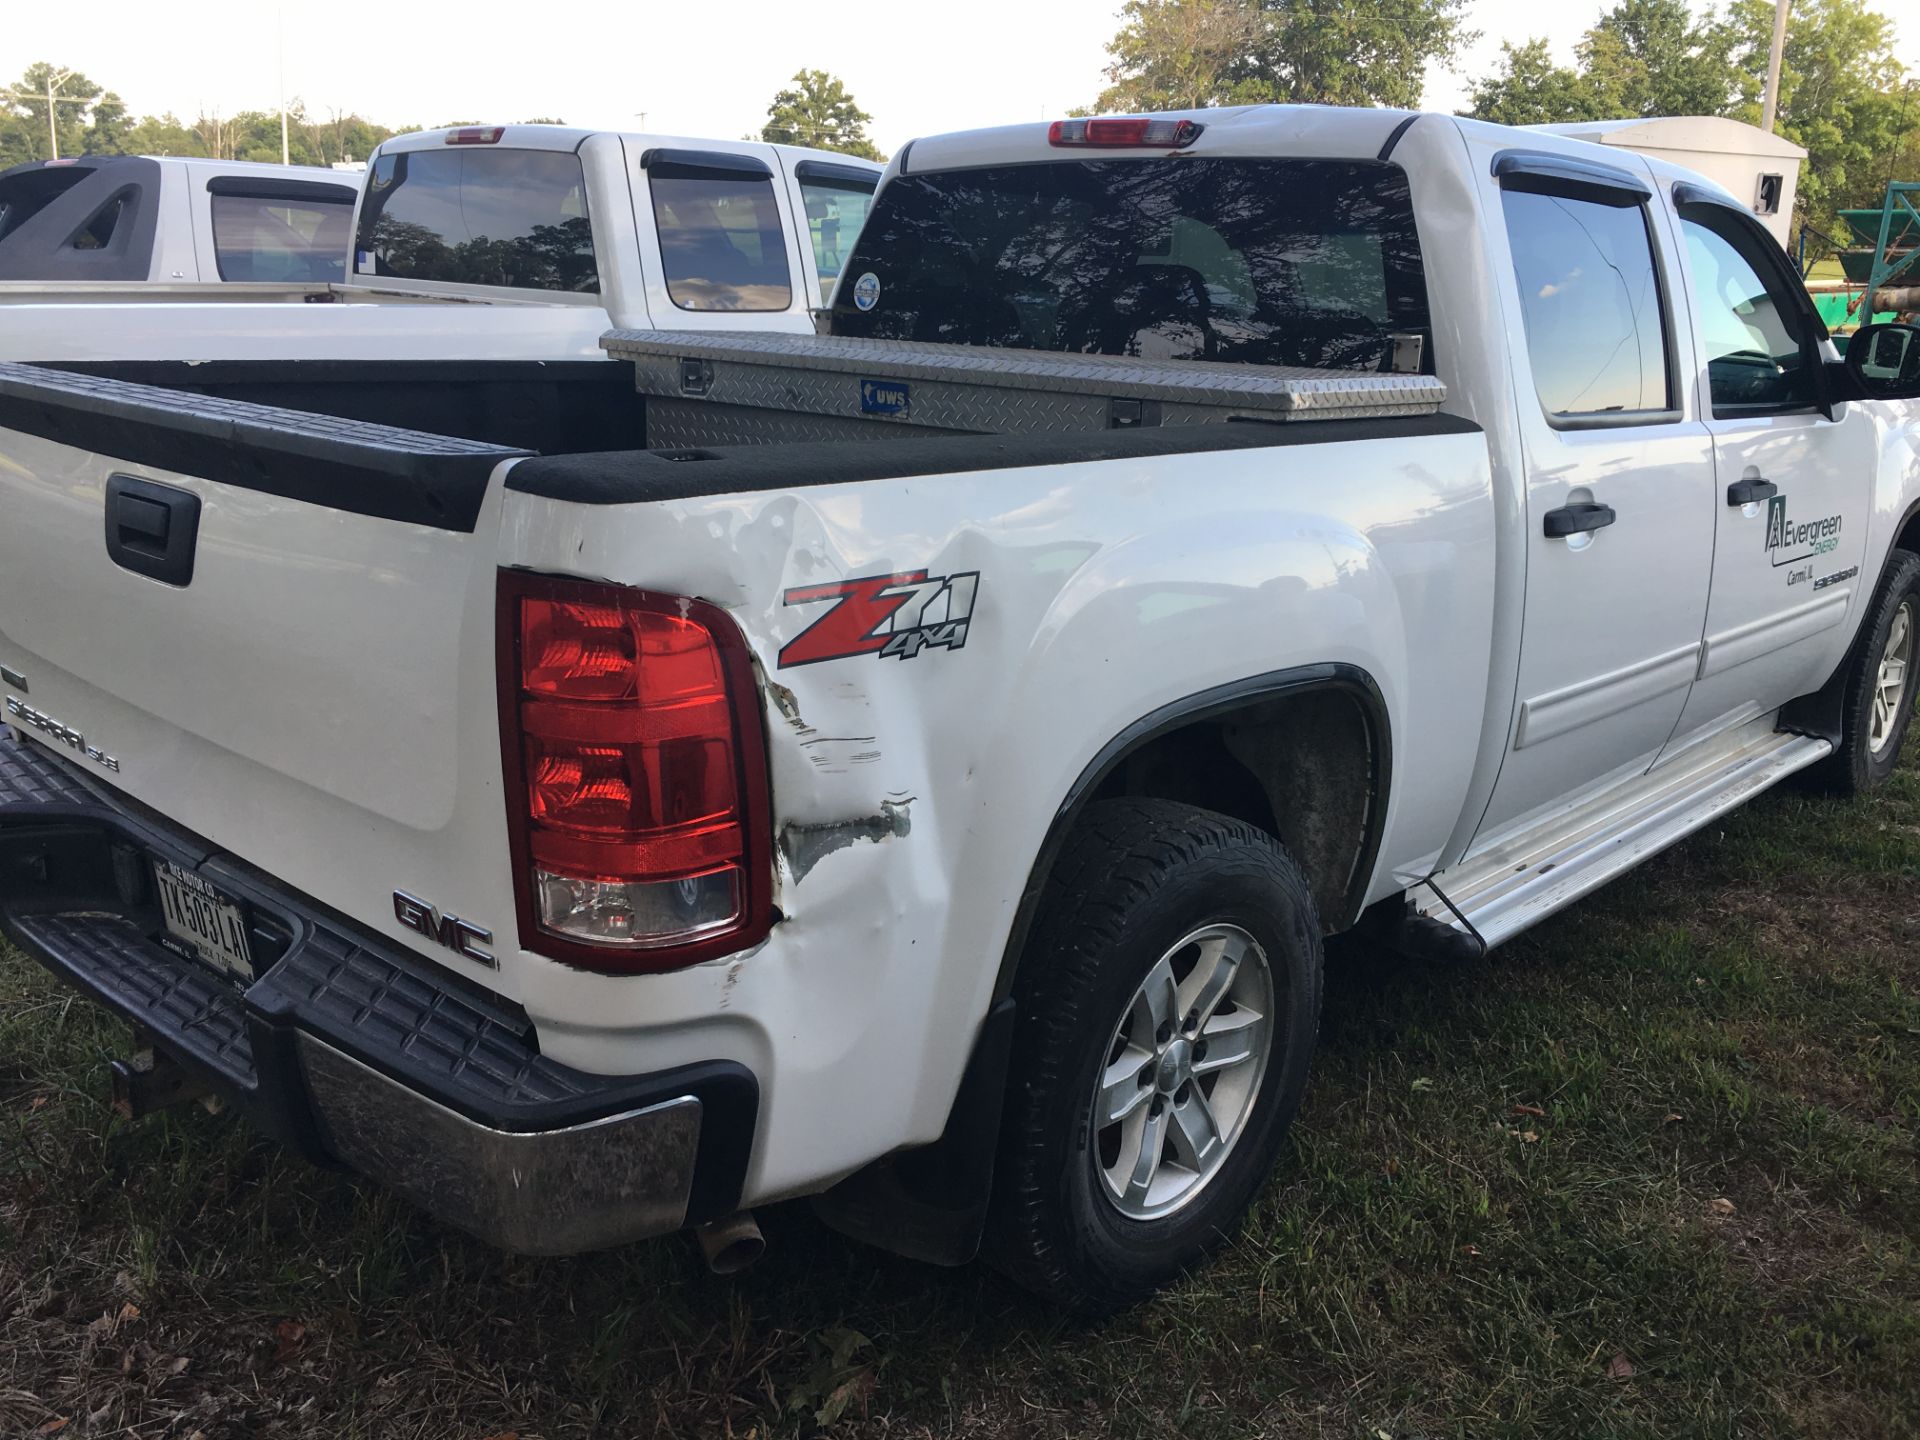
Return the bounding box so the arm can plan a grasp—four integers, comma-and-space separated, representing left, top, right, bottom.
498, 573, 771, 972
446, 126, 506, 145
1047, 117, 1204, 149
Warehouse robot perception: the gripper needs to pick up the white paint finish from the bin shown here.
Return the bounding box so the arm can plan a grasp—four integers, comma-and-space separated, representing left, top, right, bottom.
1697, 588, 1853, 679
499, 429, 1497, 1197
1455, 127, 1720, 837
1514, 643, 1702, 749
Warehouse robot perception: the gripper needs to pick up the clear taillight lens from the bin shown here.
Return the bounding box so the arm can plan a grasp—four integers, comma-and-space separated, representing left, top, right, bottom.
498, 573, 771, 971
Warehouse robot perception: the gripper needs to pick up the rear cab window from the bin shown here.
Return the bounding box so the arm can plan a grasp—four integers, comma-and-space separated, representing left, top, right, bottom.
209, 178, 354, 283
827, 157, 1433, 373
0, 162, 95, 245
794, 160, 878, 301
646, 149, 793, 313
354, 146, 598, 293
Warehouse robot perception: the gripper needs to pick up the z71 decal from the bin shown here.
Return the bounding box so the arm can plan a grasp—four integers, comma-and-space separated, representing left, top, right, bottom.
779, 570, 979, 668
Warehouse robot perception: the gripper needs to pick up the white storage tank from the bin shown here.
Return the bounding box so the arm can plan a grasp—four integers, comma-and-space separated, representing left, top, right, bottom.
1531, 116, 1807, 246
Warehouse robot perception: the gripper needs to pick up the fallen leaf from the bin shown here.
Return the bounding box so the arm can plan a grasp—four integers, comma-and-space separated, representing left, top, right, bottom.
1460, 1243, 1482, 1257
36, 1420, 68, 1436
1662, 1113, 1684, 1125
273, 1320, 307, 1364
1607, 1353, 1635, 1380
27, 1096, 46, 1111
117, 1301, 140, 1323
1511, 1103, 1545, 1118
1709, 1197, 1737, 1217
166, 1356, 191, 1377
1519, 1130, 1541, 1144
1410, 1077, 1434, 1092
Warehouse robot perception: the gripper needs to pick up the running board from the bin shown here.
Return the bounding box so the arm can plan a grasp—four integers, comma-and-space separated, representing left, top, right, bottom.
1414, 730, 1831, 950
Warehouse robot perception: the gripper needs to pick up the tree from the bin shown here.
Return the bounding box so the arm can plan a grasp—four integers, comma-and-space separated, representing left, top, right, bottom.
1726, 0, 1908, 231
0, 63, 109, 161
760, 70, 884, 160
1089, 0, 1267, 112
1466, 39, 1607, 126
1088, 0, 1474, 114
1468, 0, 1737, 124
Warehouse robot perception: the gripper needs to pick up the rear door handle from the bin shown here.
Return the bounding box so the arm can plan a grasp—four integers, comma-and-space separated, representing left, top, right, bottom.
105, 475, 201, 587
1727, 475, 1779, 506
1543, 501, 1617, 538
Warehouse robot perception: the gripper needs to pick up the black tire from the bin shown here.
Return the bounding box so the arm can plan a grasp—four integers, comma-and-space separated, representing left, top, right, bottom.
985, 798, 1323, 1311
1817, 549, 1920, 795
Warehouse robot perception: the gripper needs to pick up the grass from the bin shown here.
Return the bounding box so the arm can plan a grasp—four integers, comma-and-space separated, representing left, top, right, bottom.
3, 757, 1919, 1438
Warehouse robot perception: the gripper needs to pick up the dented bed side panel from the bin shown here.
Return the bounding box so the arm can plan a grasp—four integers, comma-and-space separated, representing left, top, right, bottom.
497, 430, 1497, 1202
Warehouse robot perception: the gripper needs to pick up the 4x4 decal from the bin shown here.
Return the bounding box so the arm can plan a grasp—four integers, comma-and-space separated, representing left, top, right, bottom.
778, 570, 979, 667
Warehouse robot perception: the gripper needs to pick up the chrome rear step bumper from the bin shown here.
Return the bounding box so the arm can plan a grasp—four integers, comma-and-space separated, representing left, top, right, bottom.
0, 728, 757, 1254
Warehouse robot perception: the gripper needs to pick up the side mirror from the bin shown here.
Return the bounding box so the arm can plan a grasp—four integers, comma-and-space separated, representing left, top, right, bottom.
1842, 322, 1920, 401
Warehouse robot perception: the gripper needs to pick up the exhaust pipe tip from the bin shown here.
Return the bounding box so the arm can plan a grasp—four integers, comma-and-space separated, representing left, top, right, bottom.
692, 1211, 765, 1275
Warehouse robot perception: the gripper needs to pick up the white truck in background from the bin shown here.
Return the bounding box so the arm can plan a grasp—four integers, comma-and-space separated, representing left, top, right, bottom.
0, 155, 359, 285
0, 127, 879, 450
1, 106, 1917, 1312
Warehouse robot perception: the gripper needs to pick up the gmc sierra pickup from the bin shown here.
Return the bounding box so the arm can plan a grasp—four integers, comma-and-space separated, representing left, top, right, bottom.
2, 105, 1917, 1310
0, 126, 877, 452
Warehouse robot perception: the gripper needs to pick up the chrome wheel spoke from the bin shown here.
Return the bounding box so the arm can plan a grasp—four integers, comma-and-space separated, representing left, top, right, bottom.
1120, 1106, 1167, 1209
1131, 956, 1179, 1040
1180, 932, 1241, 1032
1097, 1049, 1154, 1125
1167, 1090, 1223, 1171
1195, 1008, 1266, 1076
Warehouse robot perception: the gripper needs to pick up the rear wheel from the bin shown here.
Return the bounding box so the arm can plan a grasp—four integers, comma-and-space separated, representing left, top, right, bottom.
1819, 549, 1920, 794
985, 798, 1323, 1311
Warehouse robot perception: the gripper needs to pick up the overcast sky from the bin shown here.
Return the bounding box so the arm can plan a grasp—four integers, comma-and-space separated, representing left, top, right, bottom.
4, 0, 1918, 155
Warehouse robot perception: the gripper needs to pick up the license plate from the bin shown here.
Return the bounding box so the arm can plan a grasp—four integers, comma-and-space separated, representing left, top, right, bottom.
153, 862, 254, 981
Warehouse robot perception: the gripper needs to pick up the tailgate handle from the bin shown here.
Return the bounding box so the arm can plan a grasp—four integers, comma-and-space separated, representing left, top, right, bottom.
104, 475, 201, 587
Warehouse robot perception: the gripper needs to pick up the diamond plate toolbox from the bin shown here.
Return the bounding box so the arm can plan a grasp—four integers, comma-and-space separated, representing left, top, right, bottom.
601, 329, 1446, 436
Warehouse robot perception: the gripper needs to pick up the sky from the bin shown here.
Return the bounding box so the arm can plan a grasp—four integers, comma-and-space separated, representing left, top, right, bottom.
3, 0, 1918, 156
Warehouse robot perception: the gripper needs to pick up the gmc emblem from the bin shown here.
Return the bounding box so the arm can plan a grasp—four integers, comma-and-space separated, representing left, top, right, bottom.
392, 890, 496, 969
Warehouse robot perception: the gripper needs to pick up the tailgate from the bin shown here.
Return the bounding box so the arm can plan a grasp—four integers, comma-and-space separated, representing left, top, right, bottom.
0, 363, 530, 989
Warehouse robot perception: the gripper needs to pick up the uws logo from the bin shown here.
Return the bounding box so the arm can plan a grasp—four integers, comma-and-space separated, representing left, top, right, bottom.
1764, 493, 1842, 568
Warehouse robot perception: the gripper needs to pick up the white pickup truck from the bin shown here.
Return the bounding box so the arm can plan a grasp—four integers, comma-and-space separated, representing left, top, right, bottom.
0, 126, 878, 451
2, 106, 1918, 1310
0, 155, 359, 285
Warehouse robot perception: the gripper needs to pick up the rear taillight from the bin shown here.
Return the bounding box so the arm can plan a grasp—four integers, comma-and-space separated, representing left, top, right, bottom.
446, 126, 506, 145
1047, 117, 1204, 149
497, 572, 771, 972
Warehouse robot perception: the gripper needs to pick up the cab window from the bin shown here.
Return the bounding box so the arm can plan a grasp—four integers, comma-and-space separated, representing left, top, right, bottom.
798, 172, 876, 295
1502, 189, 1672, 418
650, 155, 793, 313
1679, 207, 1820, 415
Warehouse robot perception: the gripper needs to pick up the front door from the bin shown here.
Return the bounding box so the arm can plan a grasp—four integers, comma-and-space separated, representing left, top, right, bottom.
1472, 151, 1718, 840
1664, 199, 1877, 749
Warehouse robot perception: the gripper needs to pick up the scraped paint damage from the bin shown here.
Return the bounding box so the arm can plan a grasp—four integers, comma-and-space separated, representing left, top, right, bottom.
779, 798, 913, 883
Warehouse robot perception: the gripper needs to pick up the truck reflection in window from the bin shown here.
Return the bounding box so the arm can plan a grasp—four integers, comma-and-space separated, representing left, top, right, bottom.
827, 158, 1432, 373
354, 148, 598, 293
652, 173, 793, 312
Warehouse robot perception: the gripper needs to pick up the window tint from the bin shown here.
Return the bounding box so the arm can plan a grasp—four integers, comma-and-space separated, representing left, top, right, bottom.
1680, 211, 1819, 413
0, 164, 92, 244
354, 148, 597, 293
652, 173, 793, 312
211, 192, 352, 282
828, 159, 1431, 373
70, 193, 127, 251
800, 179, 875, 291
1502, 189, 1670, 417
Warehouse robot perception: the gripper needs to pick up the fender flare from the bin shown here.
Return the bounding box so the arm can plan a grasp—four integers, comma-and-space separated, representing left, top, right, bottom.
990, 660, 1393, 1004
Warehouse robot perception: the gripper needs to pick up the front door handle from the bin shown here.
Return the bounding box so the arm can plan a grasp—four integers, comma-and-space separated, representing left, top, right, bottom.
1543, 501, 1617, 538
1727, 475, 1779, 506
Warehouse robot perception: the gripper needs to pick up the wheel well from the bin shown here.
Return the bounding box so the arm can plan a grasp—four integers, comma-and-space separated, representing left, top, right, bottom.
1898, 508, 1920, 561
1080, 687, 1381, 930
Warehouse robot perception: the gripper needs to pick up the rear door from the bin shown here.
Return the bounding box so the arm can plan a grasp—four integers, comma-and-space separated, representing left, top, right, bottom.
1471, 149, 1718, 838
1662, 194, 1877, 749
779, 157, 879, 309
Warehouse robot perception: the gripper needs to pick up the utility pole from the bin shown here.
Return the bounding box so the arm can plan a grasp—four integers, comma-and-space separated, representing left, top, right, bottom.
278, 5, 291, 164
1, 69, 77, 160
1760, 0, 1790, 134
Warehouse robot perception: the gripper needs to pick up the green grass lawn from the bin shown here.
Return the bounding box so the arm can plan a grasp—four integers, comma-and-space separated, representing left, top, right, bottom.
3, 757, 1918, 1438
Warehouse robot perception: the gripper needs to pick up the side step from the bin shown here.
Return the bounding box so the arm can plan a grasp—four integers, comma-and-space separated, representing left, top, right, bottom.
1415, 729, 1831, 951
